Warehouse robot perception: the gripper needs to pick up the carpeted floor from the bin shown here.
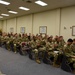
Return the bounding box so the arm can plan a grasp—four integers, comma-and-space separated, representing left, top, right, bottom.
0, 47, 74, 75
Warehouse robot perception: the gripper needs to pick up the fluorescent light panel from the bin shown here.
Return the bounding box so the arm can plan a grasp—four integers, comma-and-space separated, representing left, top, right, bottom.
0, 0, 10, 5
1, 14, 9, 16
0, 16, 3, 18
35, 0, 48, 6
8, 11, 18, 14
19, 7, 30, 11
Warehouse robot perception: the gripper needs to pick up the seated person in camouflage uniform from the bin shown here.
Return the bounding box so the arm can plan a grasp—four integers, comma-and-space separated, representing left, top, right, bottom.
30, 35, 46, 64
43, 36, 54, 64
71, 39, 75, 54
64, 38, 75, 71
45, 36, 64, 67
70, 39, 75, 71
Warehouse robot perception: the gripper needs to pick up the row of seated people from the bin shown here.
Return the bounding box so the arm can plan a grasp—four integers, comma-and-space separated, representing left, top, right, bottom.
0, 32, 75, 73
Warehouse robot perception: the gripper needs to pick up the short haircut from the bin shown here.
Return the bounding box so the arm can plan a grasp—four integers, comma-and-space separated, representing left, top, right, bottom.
67, 38, 73, 42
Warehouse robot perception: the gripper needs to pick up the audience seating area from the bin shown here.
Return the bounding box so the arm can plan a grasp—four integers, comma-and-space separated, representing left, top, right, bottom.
0, 33, 75, 74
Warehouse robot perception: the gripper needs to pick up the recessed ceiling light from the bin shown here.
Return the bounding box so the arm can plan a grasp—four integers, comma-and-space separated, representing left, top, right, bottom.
8, 11, 18, 14
19, 6, 30, 11
0, 0, 10, 5
35, 0, 48, 6
0, 16, 3, 18
1, 14, 9, 16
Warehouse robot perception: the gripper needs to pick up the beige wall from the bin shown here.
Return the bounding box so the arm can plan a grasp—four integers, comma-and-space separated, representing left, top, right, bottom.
1, 6, 75, 41
60, 6, 75, 41
0, 21, 2, 30
1, 9, 61, 36
2, 20, 7, 33
2, 15, 32, 34
33, 9, 60, 36
6, 18, 17, 33
17, 14, 32, 34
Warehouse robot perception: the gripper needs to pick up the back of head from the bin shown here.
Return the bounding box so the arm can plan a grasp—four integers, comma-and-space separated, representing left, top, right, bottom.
67, 38, 73, 42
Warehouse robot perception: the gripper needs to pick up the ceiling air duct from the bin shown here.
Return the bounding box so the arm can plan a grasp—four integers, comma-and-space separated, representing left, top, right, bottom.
25, 0, 32, 3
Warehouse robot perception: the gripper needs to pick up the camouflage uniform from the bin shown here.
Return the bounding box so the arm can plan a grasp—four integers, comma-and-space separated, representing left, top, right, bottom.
70, 39, 75, 70
31, 38, 46, 64
52, 36, 65, 66
6, 36, 11, 51
13, 37, 18, 53
71, 44, 75, 54
45, 40, 54, 64
38, 40, 46, 59
31, 39, 41, 64
9, 37, 14, 52
64, 39, 75, 70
